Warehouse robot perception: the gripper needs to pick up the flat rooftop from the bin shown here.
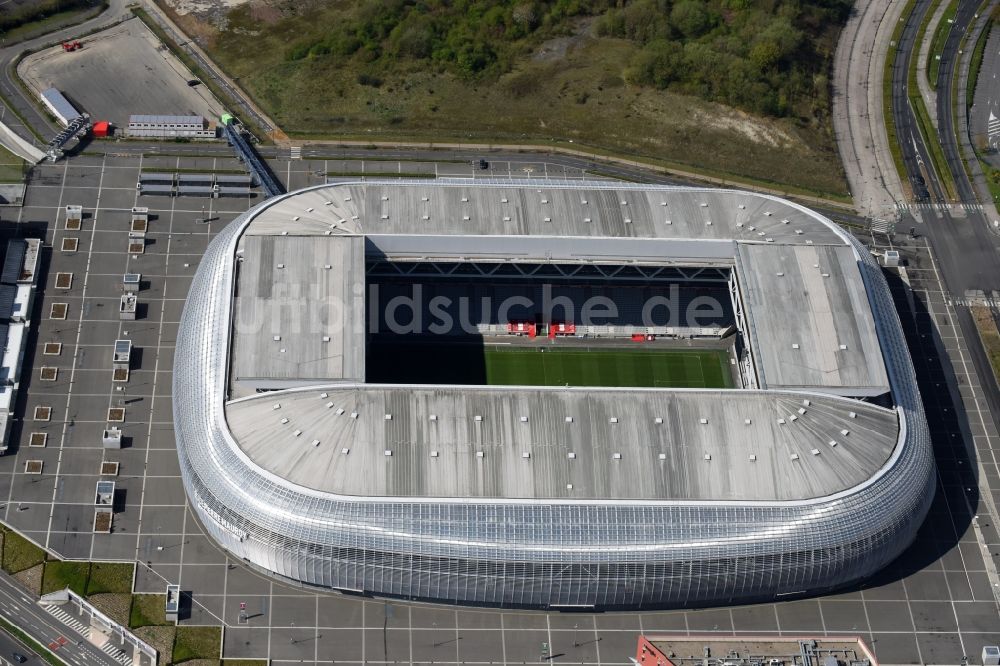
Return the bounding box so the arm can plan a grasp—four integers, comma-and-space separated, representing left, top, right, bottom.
225, 386, 896, 501
243, 181, 845, 245
230, 235, 365, 396
643, 636, 874, 666
736, 243, 889, 396
223, 181, 895, 503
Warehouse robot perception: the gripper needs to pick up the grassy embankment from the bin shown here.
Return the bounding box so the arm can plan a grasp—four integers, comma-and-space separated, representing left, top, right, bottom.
0, 2, 106, 45
162, 0, 852, 201
971, 306, 1000, 383
927, 0, 961, 88
0, 527, 226, 664
908, 0, 958, 200
0, 145, 27, 183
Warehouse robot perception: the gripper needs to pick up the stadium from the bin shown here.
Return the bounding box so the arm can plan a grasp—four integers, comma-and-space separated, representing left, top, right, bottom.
174, 180, 934, 609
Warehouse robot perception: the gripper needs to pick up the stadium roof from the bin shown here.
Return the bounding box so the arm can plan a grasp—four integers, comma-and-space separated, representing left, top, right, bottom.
222, 180, 896, 503
226, 385, 895, 501
736, 243, 889, 395
230, 235, 365, 394
244, 181, 844, 245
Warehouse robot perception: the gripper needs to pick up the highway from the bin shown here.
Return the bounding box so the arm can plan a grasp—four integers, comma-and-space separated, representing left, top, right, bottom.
0, 567, 121, 666
889, 0, 1000, 427
0, 627, 39, 666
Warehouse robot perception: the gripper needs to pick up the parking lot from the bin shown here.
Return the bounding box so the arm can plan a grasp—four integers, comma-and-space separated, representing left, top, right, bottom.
17, 18, 223, 128
0, 153, 998, 664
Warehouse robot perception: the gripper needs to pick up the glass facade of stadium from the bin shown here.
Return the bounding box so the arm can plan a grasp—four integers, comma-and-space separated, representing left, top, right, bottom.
174, 183, 934, 609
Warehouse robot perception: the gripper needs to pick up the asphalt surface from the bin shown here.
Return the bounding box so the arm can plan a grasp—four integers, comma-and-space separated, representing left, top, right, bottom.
833, 0, 908, 219
969, 22, 1000, 159
0, 626, 37, 666
0, 2, 1000, 665
889, 0, 1000, 435
0, 152, 994, 665
0, 566, 120, 666
0, 0, 131, 144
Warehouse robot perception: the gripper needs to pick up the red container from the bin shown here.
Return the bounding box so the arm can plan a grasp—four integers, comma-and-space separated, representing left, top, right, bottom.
92, 121, 111, 138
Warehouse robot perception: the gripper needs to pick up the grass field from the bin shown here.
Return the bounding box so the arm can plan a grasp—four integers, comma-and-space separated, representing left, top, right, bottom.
173, 2, 849, 198
368, 341, 733, 389
0, 145, 26, 184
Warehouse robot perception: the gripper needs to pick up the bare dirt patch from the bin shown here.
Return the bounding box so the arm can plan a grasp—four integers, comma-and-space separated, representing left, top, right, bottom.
13, 562, 43, 596
134, 625, 177, 666
90, 593, 132, 626
94, 512, 112, 533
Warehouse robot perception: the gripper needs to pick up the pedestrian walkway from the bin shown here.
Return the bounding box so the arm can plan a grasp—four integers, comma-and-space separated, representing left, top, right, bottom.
97, 638, 131, 665
42, 603, 133, 665
896, 201, 985, 211
43, 603, 89, 637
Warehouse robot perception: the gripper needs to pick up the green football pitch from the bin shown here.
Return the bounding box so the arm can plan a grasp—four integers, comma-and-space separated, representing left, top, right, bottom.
367, 341, 734, 389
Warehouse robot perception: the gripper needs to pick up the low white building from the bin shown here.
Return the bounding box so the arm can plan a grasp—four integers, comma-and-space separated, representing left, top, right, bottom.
127, 114, 216, 139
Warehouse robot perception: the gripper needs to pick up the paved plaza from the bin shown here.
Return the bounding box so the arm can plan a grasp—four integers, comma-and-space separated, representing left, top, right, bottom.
0, 152, 998, 664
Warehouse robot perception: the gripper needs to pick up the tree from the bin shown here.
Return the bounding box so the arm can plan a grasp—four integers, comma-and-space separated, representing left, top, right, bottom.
626, 39, 685, 88
749, 40, 780, 71
670, 0, 713, 38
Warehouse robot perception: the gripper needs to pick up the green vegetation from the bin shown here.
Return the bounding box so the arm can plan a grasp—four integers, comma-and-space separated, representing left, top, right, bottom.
130, 594, 170, 629
0, 0, 100, 32
172, 625, 222, 663
967, 16, 993, 109
928, 0, 960, 88
484, 346, 732, 388
195, 0, 851, 196
87, 562, 133, 594
41, 560, 91, 595
0, 145, 27, 184
255, 0, 846, 119
0, 615, 64, 666
368, 340, 733, 389
979, 159, 1000, 203
972, 307, 1000, 383
1, 529, 45, 574
39, 560, 134, 596
0, 2, 106, 45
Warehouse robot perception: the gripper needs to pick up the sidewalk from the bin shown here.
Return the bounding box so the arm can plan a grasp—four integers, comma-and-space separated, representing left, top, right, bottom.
831, 0, 907, 219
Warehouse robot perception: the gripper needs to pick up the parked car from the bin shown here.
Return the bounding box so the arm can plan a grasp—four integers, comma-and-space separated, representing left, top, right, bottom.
12, 652, 27, 663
